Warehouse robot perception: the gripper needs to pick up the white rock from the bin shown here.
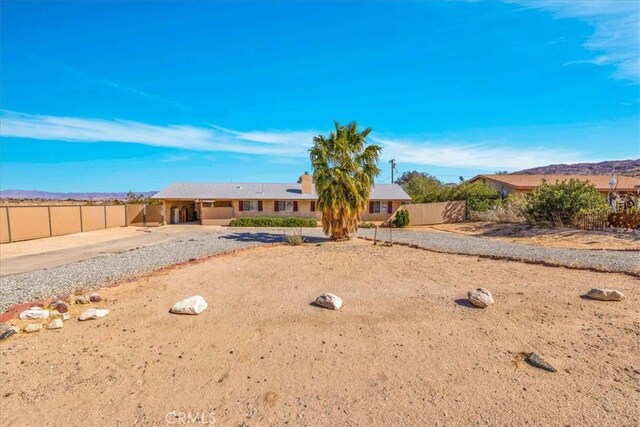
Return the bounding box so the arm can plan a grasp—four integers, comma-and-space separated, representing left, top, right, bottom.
62, 313, 71, 321
19, 308, 50, 320
468, 288, 494, 308
170, 296, 208, 315
315, 293, 343, 310
586, 288, 625, 302
47, 319, 64, 329
23, 323, 43, 333
78, 308, 110, 321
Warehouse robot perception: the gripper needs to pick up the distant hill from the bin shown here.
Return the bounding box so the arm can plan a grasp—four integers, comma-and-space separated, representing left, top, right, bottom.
516, 159, 640, 177
0, 190, 157, 201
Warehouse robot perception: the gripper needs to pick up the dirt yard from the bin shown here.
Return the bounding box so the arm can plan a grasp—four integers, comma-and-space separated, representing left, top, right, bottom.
1, 240, 638, 426
426, 221, 640, 250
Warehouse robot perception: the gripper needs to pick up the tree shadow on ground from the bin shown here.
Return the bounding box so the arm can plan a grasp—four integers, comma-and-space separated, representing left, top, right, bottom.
219, 231, 329, 244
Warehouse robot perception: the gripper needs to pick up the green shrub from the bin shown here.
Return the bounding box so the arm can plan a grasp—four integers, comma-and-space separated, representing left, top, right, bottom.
398, 171, 499, 211
393, 209, 410, 227
229, 217, 318, 227
525, 179, 609, 225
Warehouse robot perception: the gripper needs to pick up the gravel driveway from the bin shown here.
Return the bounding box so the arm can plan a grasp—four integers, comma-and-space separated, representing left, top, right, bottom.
357, 228, 640, 274
2, 227, 637, 312
0, 228, 326, 312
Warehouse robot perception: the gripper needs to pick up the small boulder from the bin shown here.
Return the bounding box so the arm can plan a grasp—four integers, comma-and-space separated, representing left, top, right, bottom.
170, 296, 208, 315
19, 307, 50, 320
0, 323, 18, 340
89, 293, 102, 303
47, 319, 64, 330
49, 300, 68, 313
586, 288, 625, 302
78, 308, 110, 321
75, 294, 91, 305
62, 313, 71, 321
23, 323, 43, 333
467, 288, 494, 308
315, 293, 343, 310
525, 353, 557, 373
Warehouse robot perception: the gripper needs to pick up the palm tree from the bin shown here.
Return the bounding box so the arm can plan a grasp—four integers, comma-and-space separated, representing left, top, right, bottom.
310, 121, 381, 240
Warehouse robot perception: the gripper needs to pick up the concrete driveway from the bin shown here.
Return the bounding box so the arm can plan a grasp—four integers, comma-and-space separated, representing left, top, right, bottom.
0, 224, 213, 277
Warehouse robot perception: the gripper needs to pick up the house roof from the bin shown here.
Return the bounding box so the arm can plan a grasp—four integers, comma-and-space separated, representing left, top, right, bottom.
151, 182, 412, 201
469, 174, 640, 192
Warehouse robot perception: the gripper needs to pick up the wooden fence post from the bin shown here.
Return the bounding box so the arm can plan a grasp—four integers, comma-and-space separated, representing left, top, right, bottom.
79, 206, 84, 232
6, 207, 12, 243
104, 205, 107, 229
47, 206, 53, 237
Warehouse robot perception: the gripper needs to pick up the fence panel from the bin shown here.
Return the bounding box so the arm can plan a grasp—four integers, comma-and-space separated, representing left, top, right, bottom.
144, 205, 163, 226
106, 205, 126, 228
7, 207, 51, 242
0, 207, 10, 243
50, 206, 82, 236
81, 206, 106, 232
126, 204, 145, 225
396, 201, 466, 226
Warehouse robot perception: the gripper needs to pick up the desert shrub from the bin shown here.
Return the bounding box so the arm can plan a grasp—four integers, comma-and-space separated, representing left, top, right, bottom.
286, 233, 305, 245
359, 221, 377, 228
448, 182, 500, 211
608, 211, 640, 229
229, 217, 318, 227
393, 209, 410, 227
525, 179, 609, 226
398, 172, 499, 211
469, 194, 528, 223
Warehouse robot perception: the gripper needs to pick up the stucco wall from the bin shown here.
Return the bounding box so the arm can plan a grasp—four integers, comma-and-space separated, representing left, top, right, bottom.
160, 198, 406, 224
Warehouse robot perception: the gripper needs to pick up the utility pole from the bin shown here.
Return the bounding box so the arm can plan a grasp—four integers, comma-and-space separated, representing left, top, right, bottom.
389, 159, 396, 183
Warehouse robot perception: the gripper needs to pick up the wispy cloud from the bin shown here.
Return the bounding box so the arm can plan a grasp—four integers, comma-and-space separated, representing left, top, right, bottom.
1, 110, 612, 170
510, 1, 640, 83
371, 136, 588, 171
0, 111, 316, 157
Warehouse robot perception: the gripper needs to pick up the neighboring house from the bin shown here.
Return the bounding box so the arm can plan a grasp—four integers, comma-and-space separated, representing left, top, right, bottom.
468, 174, 640, 199
150, 174, 412, 225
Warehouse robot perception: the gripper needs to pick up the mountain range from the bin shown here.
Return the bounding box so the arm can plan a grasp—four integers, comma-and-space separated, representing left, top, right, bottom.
0, 190, 157, 201
2, 159, 639, 200
515, 159, 640, 177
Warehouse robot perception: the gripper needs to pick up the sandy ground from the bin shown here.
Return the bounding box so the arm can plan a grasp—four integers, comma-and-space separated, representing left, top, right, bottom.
426, 221, 640, 250
1, 240, 638, 426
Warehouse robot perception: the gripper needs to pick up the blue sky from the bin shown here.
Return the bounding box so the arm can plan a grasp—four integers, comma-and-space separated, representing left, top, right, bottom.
1, 0, 639, 191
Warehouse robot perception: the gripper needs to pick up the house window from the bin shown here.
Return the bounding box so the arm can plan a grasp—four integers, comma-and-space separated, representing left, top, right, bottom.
241, 200, 259, 211
277, 201, 294, 212
202, 202, 213, 208
371, 201, 388, 214
274, 201, 298, 212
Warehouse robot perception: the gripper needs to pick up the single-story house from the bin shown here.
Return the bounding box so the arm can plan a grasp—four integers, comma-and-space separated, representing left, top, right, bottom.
468, 174, 640, 198
150, 174, 412, 225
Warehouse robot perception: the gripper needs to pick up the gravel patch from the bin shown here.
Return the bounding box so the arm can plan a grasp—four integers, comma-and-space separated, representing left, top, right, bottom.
357, 228, 640, 274
0, 228, 326, 312
4, 226, 635, 313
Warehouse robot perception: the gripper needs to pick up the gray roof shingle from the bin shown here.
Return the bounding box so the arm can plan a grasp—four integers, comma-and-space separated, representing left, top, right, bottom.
151, 182, 411, 201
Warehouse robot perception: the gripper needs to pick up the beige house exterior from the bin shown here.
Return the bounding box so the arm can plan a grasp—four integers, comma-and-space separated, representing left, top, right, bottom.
151, 174, 412, 225
468, 174, 640, 199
